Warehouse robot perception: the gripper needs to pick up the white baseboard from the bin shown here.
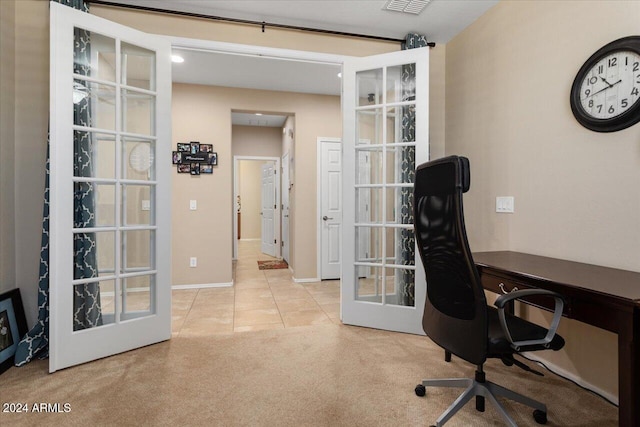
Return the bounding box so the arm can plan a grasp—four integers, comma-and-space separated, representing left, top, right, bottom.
172, 282, 233, 290
522, 352, 618, 405
292, 276, 321, 283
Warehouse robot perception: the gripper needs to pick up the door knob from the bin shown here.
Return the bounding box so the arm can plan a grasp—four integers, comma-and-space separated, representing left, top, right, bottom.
322, 216, 334, 221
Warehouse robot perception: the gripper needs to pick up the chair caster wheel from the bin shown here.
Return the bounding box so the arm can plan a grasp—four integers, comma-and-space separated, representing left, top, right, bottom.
533, 409, 547, 424
415, 384, 426, 397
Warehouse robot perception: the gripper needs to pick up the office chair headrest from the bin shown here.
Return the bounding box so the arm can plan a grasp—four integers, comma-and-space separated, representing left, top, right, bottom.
415, 155, 470, 195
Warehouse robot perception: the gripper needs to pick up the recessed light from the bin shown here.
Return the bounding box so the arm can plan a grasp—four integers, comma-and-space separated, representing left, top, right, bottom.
171, 55, 184, 63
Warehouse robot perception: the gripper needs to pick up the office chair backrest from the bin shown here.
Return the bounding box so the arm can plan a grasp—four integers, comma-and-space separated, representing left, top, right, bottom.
414, 156, 488, 366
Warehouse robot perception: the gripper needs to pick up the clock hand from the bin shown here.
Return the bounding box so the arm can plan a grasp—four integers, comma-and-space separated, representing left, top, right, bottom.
586, 79, 622, 98
599, 76, 614, 88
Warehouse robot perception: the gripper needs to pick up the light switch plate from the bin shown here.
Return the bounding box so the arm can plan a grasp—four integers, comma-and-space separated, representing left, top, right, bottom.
496, 196, 514, 213
190, 200, 197, 210
190, 257, 197, 267
141, 200, 150, 211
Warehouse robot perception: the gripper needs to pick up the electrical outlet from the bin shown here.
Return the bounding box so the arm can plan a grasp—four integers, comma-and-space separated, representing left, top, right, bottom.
496, 196, 515, 213
190, 257, 197, 268
141, 200, 150, 211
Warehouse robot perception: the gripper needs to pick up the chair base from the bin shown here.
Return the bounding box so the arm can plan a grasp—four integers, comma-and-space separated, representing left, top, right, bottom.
417, 377, 547, 426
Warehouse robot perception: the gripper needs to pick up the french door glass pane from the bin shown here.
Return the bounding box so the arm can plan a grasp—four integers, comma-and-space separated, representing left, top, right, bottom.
357, 68, 382, 106
73, 30, 116, 81
122, 230, 154, 272
73, 182, 115, 227
356, 148, 382, 185
357, 109, 382, 145
73, 231, 115, 280
355, 226, 381, 264
121, 42, 155, 91
122, 184, 154, 226
73, 131, 116, 179
72, 80, 116, 129
122, 89, 154, 135
73, 281, 115, 329
357, 267, 383, 303
122, 275, 154, 318
122, 138, 155, 180
355, 187, 383, 223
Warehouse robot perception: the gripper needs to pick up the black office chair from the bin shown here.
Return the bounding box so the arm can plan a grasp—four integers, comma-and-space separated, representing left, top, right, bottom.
413, 155, 565, 426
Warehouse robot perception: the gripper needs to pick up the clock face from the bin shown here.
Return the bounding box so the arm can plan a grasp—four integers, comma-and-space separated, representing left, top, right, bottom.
578, 50, 640, 119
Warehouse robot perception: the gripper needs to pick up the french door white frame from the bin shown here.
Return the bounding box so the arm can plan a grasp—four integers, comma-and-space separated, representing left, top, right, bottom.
49, 2, 172, 372
341, 48, 430, 335
233, 156, 281, 260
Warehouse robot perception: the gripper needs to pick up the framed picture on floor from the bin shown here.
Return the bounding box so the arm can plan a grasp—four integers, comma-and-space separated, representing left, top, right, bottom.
0, 288, 28, 375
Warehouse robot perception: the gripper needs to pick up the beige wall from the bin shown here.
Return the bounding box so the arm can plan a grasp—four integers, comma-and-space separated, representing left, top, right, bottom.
0, 0, 17, 294
446, 0, 640, 400
232, 125, 283, 158
1, 0, 49, 325
172, 83, 341, 284
237, 160, 264, 240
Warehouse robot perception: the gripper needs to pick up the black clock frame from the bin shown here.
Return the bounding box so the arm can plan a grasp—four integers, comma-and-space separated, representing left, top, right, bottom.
570, 35, 640, 133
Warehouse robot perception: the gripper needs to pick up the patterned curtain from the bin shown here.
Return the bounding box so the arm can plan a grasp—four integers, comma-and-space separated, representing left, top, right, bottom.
15, 0, 97, 366
399, 33, 429, 306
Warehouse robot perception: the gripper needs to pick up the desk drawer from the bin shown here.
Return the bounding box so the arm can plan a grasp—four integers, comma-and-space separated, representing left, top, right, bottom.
481, 272, 571, 316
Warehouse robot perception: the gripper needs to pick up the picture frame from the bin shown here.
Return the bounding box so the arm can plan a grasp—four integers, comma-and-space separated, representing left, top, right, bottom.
177, 164, 191, 173
172, 151, 181, 164
190, 162, 201, 175
190, 142, 200, 154
208, 152, 218, 166
200, 144, 213, 153
0, 288, 28, 375
201, 164, 213, 174
177, 143, 190, 152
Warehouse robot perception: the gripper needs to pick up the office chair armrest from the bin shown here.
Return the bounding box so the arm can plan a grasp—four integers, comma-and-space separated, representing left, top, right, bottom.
494, 289, 565, 352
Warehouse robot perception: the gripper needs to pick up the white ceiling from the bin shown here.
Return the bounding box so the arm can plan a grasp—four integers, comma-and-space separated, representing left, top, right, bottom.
102, 0, 498, 43
100, 0, 498, 124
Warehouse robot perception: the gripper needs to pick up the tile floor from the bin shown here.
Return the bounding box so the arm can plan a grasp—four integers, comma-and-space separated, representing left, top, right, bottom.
172, 240, 341, 335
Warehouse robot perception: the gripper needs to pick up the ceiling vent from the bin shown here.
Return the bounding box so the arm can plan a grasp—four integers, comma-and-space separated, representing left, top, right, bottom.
384, 0, 431, 15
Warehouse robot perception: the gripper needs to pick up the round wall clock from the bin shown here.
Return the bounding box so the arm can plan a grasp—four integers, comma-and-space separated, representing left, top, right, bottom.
129, 143, 154, 172
570, 36, 640, 132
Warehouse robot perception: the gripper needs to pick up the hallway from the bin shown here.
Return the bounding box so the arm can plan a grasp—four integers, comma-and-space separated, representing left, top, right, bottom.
171, 240, 341, 335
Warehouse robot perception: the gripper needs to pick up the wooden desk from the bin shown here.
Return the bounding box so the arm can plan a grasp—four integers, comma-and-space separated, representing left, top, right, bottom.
474, 251, 640, 427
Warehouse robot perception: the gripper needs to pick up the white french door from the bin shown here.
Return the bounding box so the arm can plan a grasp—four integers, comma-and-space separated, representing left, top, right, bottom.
49, 2, 172, 372
341, 48, 429, 334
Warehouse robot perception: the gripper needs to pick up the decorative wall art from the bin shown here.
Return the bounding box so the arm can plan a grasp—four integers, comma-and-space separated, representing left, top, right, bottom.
172, 141, 218, 176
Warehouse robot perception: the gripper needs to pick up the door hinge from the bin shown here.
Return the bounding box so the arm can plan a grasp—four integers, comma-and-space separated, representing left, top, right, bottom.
274, 204, 277, 209
274, 239, 277, 244
281, 241, 284, 247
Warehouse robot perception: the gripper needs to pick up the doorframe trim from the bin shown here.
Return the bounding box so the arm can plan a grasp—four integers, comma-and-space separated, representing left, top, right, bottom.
316, 137, 342, 281
233, 155, 281, 260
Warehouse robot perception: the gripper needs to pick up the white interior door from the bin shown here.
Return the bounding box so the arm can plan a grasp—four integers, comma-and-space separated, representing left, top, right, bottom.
281, 153, 290, 263
261, 162, 276, 256
341, 48, 429, 334
49, 2, 172, 371
320, 139, 342, 280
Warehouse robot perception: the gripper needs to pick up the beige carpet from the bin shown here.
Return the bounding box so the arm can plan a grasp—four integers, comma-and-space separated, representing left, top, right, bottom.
1, 324, 616, 426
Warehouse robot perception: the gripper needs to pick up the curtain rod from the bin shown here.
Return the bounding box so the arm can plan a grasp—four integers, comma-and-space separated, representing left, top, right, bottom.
87, 0, 407, 44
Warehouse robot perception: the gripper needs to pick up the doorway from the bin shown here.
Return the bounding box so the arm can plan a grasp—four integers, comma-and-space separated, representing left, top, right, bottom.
233, 156, 281, 261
